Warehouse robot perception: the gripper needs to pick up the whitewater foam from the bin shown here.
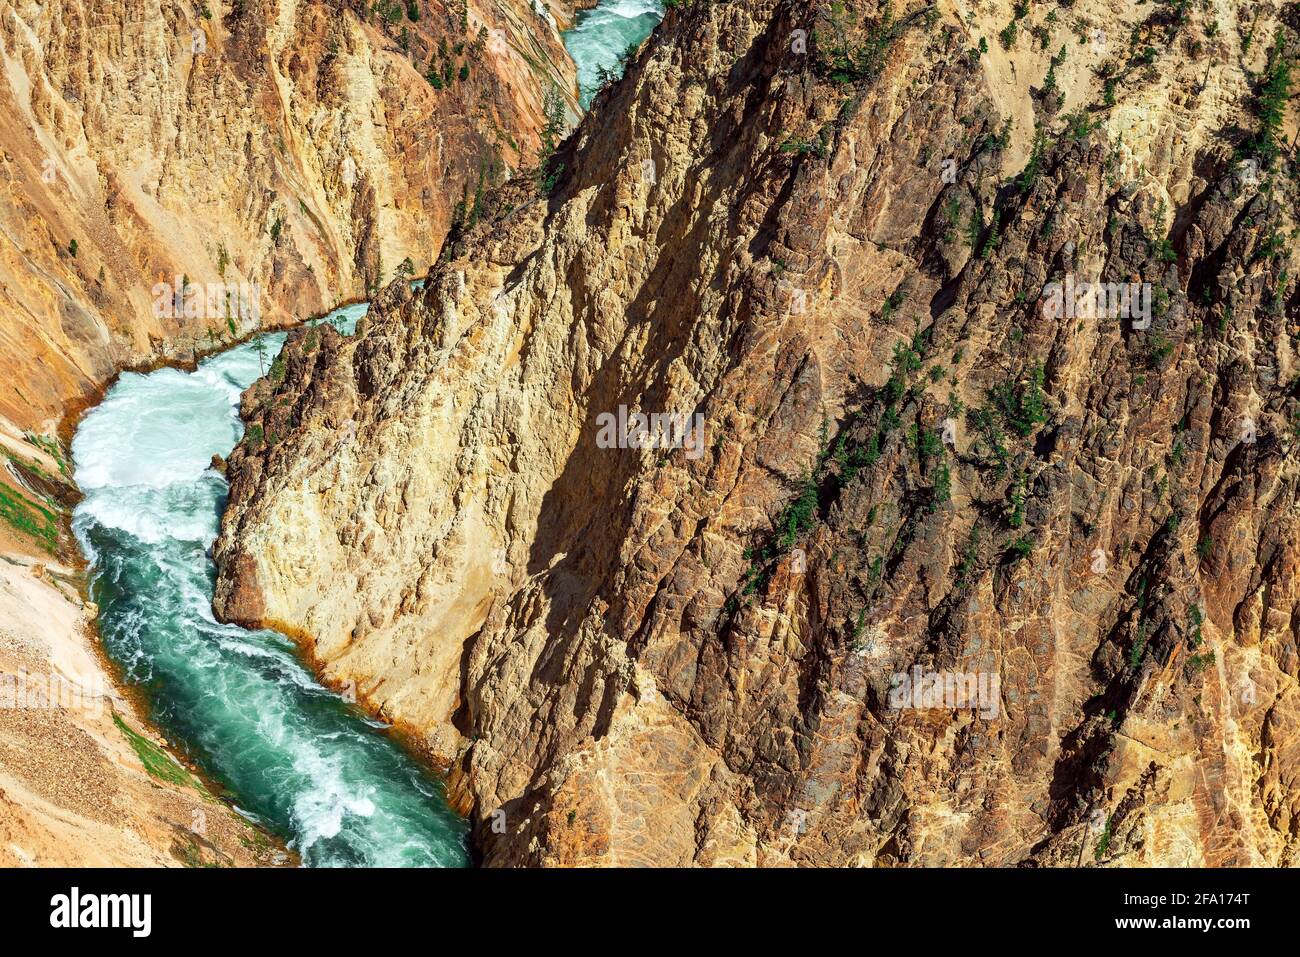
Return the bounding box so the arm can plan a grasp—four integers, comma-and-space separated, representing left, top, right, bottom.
72, 304, 468, 868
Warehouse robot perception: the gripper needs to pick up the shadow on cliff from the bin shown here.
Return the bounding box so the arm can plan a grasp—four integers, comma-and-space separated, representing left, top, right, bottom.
462, 1, 800, 788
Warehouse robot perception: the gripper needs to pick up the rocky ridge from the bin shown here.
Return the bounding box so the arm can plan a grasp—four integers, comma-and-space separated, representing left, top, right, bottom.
0, 0, 582, 437
217, 0, 1300, 866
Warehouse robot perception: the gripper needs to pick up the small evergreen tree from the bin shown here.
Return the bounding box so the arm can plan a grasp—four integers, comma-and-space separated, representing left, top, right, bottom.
1251, 32, 1294, 161
536, 84, 567, 192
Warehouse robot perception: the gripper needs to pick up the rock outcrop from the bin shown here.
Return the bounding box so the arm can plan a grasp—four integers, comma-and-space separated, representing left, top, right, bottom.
0, 0, 580, 435
217, 0, 1300, 866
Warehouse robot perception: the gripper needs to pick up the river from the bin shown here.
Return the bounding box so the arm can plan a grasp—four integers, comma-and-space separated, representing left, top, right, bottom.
73, 304, 470, 867
69, 0, 664, 868
563, 0, 664, 108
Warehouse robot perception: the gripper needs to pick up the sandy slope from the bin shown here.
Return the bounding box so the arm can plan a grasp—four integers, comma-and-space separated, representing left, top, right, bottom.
0, 543, 284, 867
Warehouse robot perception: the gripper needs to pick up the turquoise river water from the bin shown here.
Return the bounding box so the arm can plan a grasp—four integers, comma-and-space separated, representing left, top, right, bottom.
563, 0, 664, 108
71, 0, 664, 868
73, 305, 470, 867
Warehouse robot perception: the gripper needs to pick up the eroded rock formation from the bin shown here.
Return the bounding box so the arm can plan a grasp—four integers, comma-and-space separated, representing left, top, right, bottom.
217, 0, 1300, 866
0, 0, 579, 434
0, 0, 577, 866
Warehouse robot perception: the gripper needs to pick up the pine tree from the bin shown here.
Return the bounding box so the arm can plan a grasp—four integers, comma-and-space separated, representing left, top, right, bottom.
536, 85, 568, 193
1253, 32, 1294, 161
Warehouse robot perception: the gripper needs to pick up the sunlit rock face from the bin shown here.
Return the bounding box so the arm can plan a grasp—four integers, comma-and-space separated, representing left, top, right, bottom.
0, 0, 579, 434
0, 0, 577, 867
217, 0, 1300, 867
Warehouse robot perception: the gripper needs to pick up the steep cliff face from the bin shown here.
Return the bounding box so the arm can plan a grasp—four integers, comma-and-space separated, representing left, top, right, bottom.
216, 0, 1300, 866
0, 0, 577, 866
0, 0, 579, 436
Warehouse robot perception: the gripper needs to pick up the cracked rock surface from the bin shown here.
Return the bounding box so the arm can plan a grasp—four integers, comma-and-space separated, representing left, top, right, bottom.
217, 0, 1300, 866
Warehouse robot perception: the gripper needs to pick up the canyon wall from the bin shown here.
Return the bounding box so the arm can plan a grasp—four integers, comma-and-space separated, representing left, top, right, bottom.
0, 0, 580, 438
216, 0, 1300, 866
0, 0, 576, 865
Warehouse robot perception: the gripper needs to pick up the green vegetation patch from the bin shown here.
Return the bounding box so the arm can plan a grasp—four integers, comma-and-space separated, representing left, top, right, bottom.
1095, 814, 1113, 861
113, 712, 205, 791
0, 481, 59, 553
24, 432, 68, 476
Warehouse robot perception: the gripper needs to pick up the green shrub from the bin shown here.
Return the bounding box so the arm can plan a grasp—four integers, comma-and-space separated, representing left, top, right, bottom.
1247, 32, 1293, 161
931, 463, 951, 510
991, 363, 1047, 437
1129, 622, 1148, 670
113, 713, 204, 790
0, 482, 58, 553
1094, 815, 1113, 860
816, 0, 907, 84
1016, 123, 1048, 191
537, 84, 567, 193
